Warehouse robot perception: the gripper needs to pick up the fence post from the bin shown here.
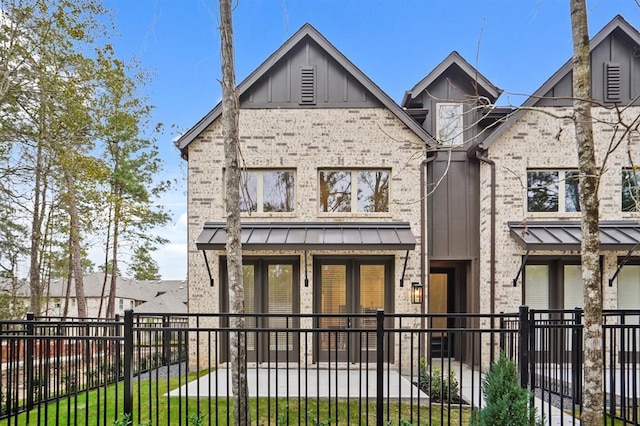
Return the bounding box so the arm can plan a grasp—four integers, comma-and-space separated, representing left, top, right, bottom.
162, 316, 170, 366
572, 307, 583, 405
518, 306, 529, 389
25, 312, 34, 411
376, 309, 384, 426
124, 310, 134, 423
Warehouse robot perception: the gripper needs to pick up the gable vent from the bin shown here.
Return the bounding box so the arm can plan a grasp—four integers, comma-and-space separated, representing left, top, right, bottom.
605, 62, 621, 103
300, 66, 316, 105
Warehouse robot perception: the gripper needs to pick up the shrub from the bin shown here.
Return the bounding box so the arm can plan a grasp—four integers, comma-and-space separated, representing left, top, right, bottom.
471, 352, 543, 426
418, 358, 460, 402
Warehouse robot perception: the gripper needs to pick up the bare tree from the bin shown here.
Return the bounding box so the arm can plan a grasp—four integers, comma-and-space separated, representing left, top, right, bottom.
218, 0, 249, 423
570, 1, 602, 423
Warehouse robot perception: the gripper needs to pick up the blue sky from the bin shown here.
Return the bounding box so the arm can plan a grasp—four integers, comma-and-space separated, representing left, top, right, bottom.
100, 0, 639, 280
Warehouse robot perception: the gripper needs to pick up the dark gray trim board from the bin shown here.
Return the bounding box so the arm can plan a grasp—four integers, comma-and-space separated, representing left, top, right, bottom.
196, 222, 417, 251
508, 220, 640, 251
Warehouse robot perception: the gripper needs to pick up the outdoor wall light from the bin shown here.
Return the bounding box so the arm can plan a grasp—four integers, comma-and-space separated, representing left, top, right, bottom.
411, 282, 424, 305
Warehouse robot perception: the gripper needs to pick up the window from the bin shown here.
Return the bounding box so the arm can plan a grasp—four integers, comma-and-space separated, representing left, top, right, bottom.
622, 168, 639, 212
220, 257, 300, 362
436, 103, 464, 146
618, 263, 640, 324
130, 300, 135, 309
239, 170, 295, 213
118, 299, 123, 310
524, 259, 583, 310
527, 170, 580, 212
319, 170, 389, 213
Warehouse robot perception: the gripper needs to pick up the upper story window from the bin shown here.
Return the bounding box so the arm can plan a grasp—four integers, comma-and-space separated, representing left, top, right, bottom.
527, 170, 580, 213
319, 170, 389, 213
622, 168, 639, 212
436, 103, 464, 146
240, 170, 295, 213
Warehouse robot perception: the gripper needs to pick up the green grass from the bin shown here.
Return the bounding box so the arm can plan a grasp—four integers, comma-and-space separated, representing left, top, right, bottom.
1, 375, 473, 425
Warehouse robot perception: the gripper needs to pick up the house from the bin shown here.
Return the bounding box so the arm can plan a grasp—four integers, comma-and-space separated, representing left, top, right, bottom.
0, 272, 188, 318
176, 23, 434, 364
475, 15, 640, 317
176, 17, 640, 365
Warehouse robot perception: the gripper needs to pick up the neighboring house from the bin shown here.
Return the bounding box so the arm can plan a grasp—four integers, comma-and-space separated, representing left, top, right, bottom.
177, 17, 640, 365
1, 272, 188, 317
475, 15, 640, 317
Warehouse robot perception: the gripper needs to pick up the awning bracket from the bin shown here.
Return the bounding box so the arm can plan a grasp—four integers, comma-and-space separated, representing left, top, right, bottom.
400, 250, 410, 287
202, 250, 215, 287
304, 250, 309, 287
512, 250, 530, 287
608, 242, 640, 287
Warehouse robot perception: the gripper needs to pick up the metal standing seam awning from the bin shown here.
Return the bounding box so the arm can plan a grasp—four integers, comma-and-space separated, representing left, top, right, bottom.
196, 222, 417, 251
508, 220, 640, 287
508, 220, 640, 251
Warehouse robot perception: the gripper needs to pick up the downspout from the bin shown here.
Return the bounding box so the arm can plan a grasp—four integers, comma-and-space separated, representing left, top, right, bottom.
475, 148, 496, 314
420, 153, 436, 328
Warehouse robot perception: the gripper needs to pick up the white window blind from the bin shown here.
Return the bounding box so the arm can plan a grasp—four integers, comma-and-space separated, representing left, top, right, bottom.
563, 265, 584, 310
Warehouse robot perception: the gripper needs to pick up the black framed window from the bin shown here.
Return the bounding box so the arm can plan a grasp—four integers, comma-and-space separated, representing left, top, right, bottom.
622, 168, 640, 212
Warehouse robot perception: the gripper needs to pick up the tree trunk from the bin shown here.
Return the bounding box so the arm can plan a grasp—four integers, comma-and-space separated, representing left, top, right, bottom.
570, 1, 603, 424
219, 0, 249, 424
63, 170, 88, 318
28, 137, 45, 315
106, 207, 119, 319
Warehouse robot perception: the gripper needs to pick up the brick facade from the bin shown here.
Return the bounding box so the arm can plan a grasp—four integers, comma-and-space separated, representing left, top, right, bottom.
186, 108, 426, 318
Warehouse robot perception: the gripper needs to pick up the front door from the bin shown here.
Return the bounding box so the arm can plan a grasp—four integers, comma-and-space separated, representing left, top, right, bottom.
429, 268, 456, 358
222, 257, 299, 362
315, 257, 392, 362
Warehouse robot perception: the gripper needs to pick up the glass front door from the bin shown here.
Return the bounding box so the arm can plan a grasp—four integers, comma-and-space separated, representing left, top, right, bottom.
222, 257, 299, 362
316, 258, 392, 362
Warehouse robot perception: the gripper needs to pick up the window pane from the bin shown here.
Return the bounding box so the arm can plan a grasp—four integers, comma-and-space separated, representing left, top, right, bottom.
565, 171, 581, 212
319, 265, 347, 351
563, 265, 584, 309
622, 169, 640, 212
525, 265, 549, 310
319, 171, 351, 212
239, 172, 257, 212
243, 265, 256, 350
437, 103, 463, 145
267, 264, 293, 351
527, 171, 559, 212
618, 265, 640, 324
263, 171, 295, 212
357, 171, 389, 212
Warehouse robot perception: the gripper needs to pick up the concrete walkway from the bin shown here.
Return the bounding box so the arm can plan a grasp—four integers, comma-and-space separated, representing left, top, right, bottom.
170, 364, 578, 425
170, 367, 428, 399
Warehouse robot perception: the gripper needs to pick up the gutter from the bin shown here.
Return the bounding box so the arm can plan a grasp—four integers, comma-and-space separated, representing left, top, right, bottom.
420, 153, 436, 324
475, 148, 496, 314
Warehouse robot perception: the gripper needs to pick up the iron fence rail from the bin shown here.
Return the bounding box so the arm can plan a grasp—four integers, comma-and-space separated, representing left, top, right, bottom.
0, 309, 638, 425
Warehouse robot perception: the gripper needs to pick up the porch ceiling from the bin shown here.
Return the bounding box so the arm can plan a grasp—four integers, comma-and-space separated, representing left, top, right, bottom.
196, 222, 417, 251
508, 220, 640, 251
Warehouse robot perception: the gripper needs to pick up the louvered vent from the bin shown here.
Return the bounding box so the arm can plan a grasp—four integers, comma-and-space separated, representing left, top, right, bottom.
300, 66, 316, 105
605, 62, 621, 102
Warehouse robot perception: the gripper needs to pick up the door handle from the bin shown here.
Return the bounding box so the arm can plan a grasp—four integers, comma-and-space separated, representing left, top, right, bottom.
347, 317, 352, 328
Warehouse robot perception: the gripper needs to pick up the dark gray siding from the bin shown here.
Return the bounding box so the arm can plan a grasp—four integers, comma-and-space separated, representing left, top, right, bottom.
409, 65, 491, 147
239, 37, 381, 108
536, 28, 640, 106
427, 151, 480, 259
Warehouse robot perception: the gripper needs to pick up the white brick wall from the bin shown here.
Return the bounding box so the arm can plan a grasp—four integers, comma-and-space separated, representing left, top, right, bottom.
186, 108, 427, 317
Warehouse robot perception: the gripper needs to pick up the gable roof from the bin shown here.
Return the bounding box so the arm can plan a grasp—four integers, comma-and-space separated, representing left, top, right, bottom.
402, 51, 502, 106
478, 15, 640, 151
176, 23, 434, 159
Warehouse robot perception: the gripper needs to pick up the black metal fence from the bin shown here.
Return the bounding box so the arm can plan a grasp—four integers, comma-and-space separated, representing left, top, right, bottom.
0, 309, 638, 425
